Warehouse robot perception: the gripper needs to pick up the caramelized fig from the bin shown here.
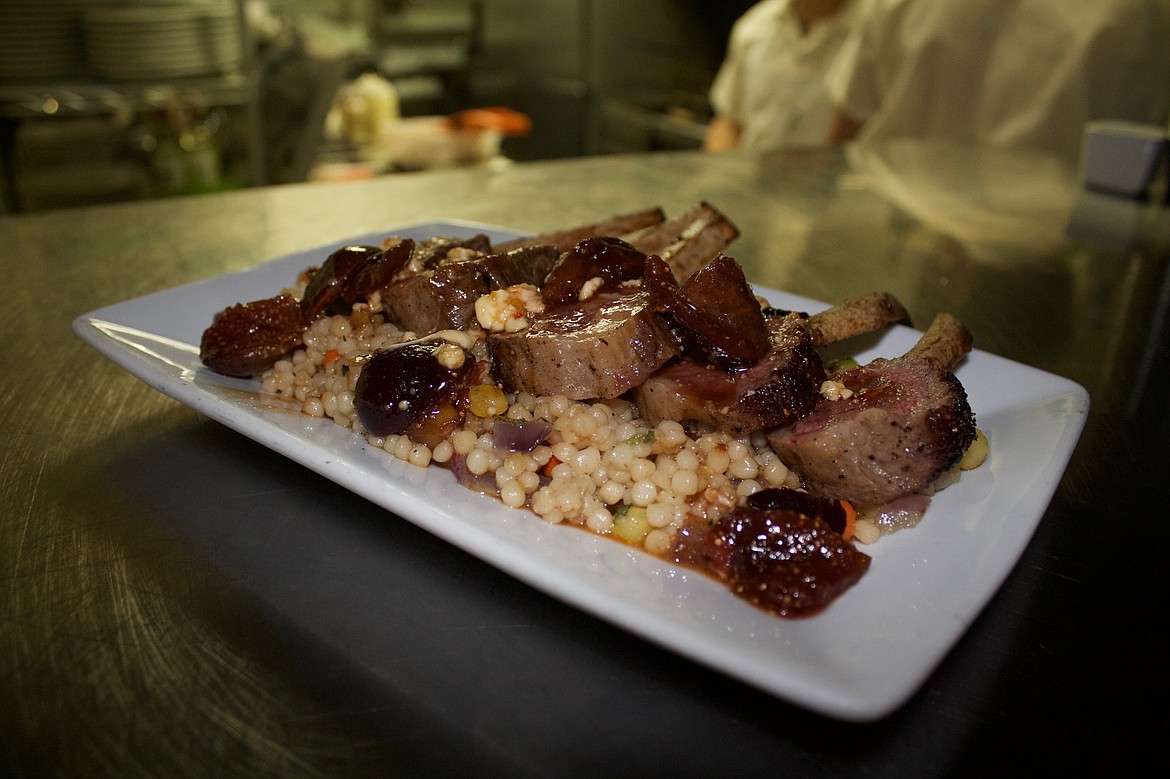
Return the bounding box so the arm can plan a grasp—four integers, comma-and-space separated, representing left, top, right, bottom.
541, 237, 647, 308
343, 238, 414, 303
354, 340, 481, 448
411, 234, 493, 268
301, 244, 383, 321
645, 253, 770, 368
200, 294, 306, 377
706, 503, 870, 618
745, 487, 849, 536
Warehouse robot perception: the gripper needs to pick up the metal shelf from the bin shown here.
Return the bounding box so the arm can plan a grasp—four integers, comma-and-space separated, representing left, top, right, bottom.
0, 73, 255, 120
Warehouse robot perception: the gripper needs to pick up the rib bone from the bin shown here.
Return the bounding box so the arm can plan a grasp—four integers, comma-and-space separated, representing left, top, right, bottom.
629, 201, 741, 281
492, 207, 666, 254
806, 292, 910, 347
905, 312, 974, 370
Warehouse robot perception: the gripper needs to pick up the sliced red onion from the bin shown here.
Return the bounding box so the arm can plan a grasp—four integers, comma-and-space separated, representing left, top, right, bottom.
872, 494, 931, 533
492, 418, 553, 452
447, 452, 497, 495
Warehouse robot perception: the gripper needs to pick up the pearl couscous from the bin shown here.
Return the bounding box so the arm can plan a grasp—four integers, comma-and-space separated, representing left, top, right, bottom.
260, 299, 801, 555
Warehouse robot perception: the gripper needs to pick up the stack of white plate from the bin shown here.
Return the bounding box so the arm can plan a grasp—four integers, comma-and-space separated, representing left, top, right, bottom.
84, 1, 243, 81
0, 0, 87, 80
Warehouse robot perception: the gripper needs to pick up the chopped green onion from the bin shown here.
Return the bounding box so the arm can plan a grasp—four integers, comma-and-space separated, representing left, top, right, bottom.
826, 357, 858, 374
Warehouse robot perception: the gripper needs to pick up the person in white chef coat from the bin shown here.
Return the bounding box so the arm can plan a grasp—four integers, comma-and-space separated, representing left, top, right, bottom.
704, 0, 860, 152
823, 0, 1170, 167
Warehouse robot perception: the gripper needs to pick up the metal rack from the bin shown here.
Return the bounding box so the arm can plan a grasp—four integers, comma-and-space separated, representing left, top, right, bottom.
0, 0, 264, 213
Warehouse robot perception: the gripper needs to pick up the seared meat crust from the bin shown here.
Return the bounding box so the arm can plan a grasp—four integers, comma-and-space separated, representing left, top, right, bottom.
768, 314, 976, 507
633, 313, 823, 435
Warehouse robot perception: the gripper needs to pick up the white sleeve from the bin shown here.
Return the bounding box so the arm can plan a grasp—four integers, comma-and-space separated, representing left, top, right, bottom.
708, 9, 757, 121
824, 0, 888, 123
708, 50, 742, 119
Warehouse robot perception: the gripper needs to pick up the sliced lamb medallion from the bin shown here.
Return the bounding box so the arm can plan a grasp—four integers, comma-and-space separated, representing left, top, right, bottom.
767, 313, 976, 508
488, 291, 678, 400
632, 313, 823, 435
380, 245, 558, 334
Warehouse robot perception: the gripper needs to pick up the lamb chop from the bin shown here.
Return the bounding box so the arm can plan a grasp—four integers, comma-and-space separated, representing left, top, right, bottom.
626, 201, 740, 281
491, 207, 666, 254
803, 291, 912, 348
382, 203, 739, 337
632, 312, 823, 435
767, 313, 976, 508
633, 291, 910, 435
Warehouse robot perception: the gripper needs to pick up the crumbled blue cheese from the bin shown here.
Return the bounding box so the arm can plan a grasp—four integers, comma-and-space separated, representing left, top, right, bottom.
475, 284, 545, 333
434, 342, 466, 370
819, 379, 854, 401
579, 276, 604, 301
445, 247, 481, 262
423, 329, 476, 351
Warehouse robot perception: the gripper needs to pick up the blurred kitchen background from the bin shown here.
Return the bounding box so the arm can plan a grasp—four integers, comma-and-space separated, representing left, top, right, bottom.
0, 0, 757, 213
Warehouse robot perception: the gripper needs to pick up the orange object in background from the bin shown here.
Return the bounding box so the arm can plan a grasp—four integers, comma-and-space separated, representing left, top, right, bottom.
378, 107, 532, 171
445, 107, 533, 137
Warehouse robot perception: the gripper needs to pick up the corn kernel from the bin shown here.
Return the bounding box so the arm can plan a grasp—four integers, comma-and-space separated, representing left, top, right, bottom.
612, 505, 650, 544
468, 384, 508, 418
959, 428, 990, 470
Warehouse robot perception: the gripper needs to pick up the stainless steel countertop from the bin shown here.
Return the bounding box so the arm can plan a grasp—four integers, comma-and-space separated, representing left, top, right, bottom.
2, 146, 1166, 777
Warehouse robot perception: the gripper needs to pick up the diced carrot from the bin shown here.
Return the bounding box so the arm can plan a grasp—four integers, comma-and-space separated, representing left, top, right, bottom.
322, 349, 341, 367
839, 500, 857, 541
542, 455, 562, 478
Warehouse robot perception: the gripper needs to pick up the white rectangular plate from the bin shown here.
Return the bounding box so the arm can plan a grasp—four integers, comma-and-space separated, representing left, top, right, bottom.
74, 221, 1089, 721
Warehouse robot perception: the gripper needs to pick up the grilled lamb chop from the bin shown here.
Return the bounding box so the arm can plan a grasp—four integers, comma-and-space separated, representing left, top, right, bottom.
491, 207, 666, 254
488, 290, 678, 400
767, 313, 976, 508
633, 292, 910, 435
380, 244, 559, 334
633, 312, 823, 435
627, 201, 740, 281
805, 291, 910, 347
